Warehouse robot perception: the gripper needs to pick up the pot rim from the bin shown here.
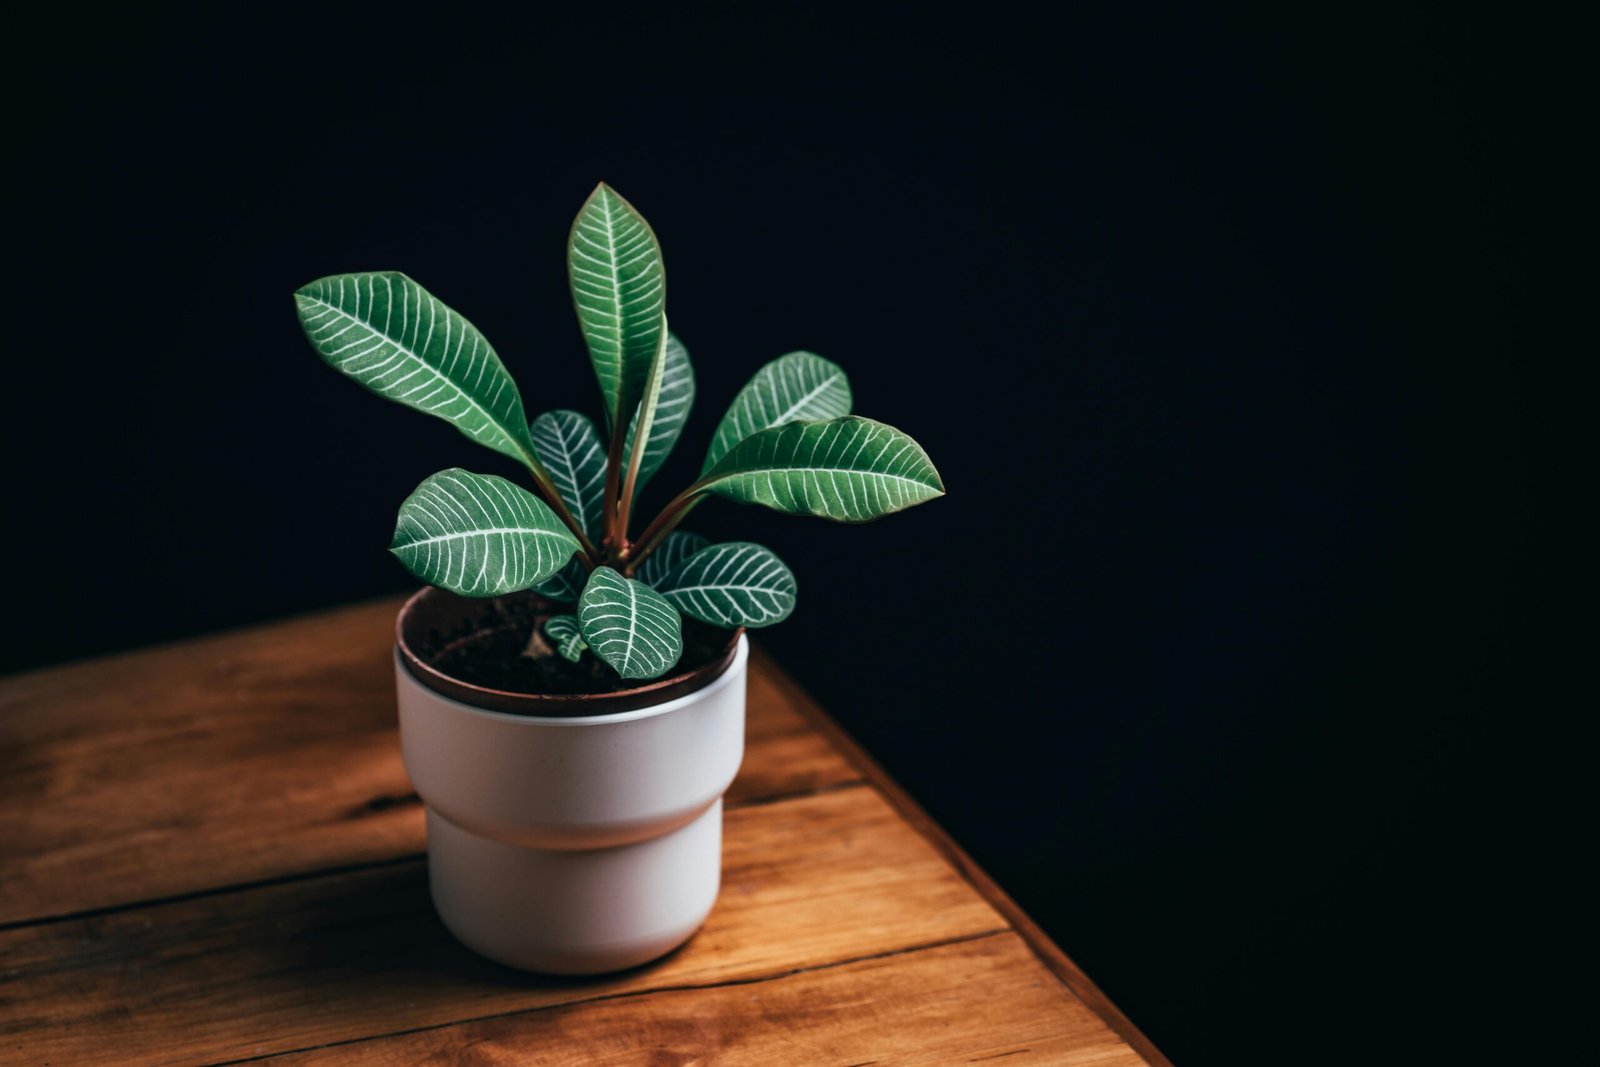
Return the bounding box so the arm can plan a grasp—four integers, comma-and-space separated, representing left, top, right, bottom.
395, 585, 746, 719
394, 638, 748, 726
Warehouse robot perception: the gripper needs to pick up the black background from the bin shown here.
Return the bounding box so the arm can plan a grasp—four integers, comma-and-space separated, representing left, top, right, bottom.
7, 6, 1533, 1062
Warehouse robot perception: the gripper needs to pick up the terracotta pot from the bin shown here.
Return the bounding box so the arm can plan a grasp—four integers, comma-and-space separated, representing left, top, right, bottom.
395, 587, 747, 974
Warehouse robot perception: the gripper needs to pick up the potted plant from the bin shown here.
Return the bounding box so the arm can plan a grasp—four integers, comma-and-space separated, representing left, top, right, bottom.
293, 183, 943, 974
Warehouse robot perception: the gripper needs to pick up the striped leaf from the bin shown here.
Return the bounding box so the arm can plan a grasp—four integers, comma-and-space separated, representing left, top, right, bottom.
529, 410, 607, 539
635, 530, 710, 588
390, 469, 579, 597
655, 542, 797, 629
533, 557, 586, 604
701, 352, 851, 474
568, 183, 666, 428
699, 416, 943, 522
543, 615, 588, 663
578, 567, 684, 680
623, 332, 695, 497
295, 272, 535, 465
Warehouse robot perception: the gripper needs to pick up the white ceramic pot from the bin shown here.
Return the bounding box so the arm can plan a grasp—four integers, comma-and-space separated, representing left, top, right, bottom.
394, 590, 747, 975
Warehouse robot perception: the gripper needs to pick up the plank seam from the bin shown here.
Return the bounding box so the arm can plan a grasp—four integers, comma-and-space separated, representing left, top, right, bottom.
0, 856, 423, 934
197, 928, 1013, 1067
0, 782, 870, 932
724, 777, 864, 809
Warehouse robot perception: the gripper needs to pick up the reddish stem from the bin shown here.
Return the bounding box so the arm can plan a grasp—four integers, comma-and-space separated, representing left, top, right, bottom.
624, 491, 704, 574
523, 457, 598, 566
600, 414, 627, 564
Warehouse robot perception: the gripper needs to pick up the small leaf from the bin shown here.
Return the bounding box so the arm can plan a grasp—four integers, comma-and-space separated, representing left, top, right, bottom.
295, 272, 535, 465
533, 557, 586, 603
529, 410, 607, 539
569, 183, 666, 429
635, 530, 711, 588
701, 352, 851, 474
623, 332, 695, 497
578, 567, 684, 680
390, 469, 579, 597
543, 615, 588, 663
655, 542, 797, 629
699, 416, 943, 522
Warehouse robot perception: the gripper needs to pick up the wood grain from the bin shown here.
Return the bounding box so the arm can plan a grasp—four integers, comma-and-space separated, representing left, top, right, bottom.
0, 788, 1007, 1066
269, 934, 1145, 1066
0, 598, 857, 926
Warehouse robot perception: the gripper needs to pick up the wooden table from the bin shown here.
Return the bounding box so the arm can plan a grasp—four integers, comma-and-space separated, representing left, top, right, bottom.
0, 597, 1167, 1066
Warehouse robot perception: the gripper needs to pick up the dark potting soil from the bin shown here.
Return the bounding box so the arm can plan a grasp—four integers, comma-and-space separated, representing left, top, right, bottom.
417, 591, 735, 697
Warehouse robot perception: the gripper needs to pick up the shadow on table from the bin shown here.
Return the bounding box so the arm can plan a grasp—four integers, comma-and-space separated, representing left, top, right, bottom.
266, 859, 687, 998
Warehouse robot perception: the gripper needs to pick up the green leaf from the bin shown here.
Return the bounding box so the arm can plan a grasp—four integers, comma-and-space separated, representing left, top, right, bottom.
543, 615, 588, 663
529, 410, 607, 539
701, 352, 851, 474
578, 567, 684, 680
655, 542, 797, 629
390, 469, 579, 597
533, 557, 586, 603
568, 183, 666, 429
699, 416, 943, 522
295, 272, 535, 465
623, 332, 695, 497
635, 530, 710, 588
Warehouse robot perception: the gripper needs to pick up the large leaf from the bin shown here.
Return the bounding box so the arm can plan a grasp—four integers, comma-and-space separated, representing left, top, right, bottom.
529, 410, 607, 539
568, 183, 666, 428
533, 557, 587, 604
623, 332, 695, 497
701, 352, 851, 474
390, 469, 579, 597
295, 272, 535, 464
699, 416, 943, 521
655, 542, 797, 629
635, 530, 710, 588
543, 615, 588, 663
577, 567, 683, 680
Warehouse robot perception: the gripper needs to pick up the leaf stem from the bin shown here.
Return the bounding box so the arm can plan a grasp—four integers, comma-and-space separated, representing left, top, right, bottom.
601, 413, 627, 562
625, 489, 705, 573
616, 452, 643, 547
522, 452, 599, 565
616, 324, 669, 553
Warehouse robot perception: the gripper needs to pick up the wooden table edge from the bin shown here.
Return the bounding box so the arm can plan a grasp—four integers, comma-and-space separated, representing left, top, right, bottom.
751, 645, 1172, 1067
